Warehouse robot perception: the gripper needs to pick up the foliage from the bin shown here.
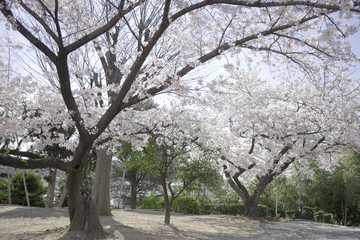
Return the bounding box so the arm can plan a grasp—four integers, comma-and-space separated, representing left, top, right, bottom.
285, 210, 298, 220
172, 196, 201, 214
314, 210, 325, 222
9, 170, 47, 207
137, 195, 163, 210
0, 177, 8, 204
200, 203, 244, 216
301, 206, 314, 220
258, 204, 269, 218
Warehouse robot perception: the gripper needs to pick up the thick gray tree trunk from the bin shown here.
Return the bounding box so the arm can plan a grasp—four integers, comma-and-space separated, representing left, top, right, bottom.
45, 168, 57, 208
92, 148, 112, 216
244, 196, 261, 218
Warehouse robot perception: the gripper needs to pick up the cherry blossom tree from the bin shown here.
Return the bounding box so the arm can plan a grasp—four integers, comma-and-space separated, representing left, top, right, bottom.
0, 0, 359, 238
185, 64, 360, 218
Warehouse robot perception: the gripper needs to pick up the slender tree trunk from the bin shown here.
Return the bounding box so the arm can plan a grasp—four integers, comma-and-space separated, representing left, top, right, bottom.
118, 170, 126, 209
160, 173, 172, 224
92, 148, 112, 216
58, 184, 67, 208
22, 170, 30, 207
130, 178, 138, 209
45, 168, 57, 208
7, 170, 11, 204
164, 202, 172, 225
275, 185, 278, 216
344, 201, 348, 226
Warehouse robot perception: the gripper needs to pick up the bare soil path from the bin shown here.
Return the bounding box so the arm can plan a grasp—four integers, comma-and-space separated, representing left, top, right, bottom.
1, 205, 359, 239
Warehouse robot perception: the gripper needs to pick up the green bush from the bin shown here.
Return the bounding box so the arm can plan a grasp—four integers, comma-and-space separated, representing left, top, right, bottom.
258, 204, 268, 218
200, 203, 244, 215
172, 196, 200, 214
314, 210, 325, 222
301, 206, 314, 220
285, 210, 296, 220
137, 195, 163, 209
295, 210, 302, 219
267, 206, 276, 218
0, 177, 9, 203
10, 170, 47, 207
323, 213, 333, 223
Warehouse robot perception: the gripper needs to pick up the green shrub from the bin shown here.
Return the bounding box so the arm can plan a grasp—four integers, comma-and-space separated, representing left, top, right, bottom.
172, 196, 200, 214
295, 210, 302, 219
301, 206, 314, 220
200, 203, 244, 215
10, 170, 47, 207
285, 210, 296, 220
323, 213, 333, 223
258, 204, 268, 218
137, 195, 163, 209
0, 177, 9, 203
314, 210, 325, 222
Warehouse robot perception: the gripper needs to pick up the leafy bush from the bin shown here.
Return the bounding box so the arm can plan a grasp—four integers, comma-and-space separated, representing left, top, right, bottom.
0, 177, 9, 203
137, 195, 163, 209
200, 203, 244, 215
258, 204, 268, 218
314, 210, 325, 222
301, 206, 314, 220
10, 170, 47, 207
323, 213, 333, 223
295, 210, 302, 219
286, 210, 296, 220
172, 196, 200, 214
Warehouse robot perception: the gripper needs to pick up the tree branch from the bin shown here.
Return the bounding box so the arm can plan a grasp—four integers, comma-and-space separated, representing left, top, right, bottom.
18, 0, 60, 45
0, 0, 57, 63
64, 1, 144, 54
0, 153, 71, 172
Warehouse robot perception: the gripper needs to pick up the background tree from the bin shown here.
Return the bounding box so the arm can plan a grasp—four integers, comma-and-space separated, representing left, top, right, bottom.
145, 137, 220, 224
184, 64, 360, 218
113, 140, 160, 209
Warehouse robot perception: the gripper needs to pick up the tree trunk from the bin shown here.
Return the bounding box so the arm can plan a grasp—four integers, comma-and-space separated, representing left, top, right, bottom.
244, 198, 260, 218
22, 170, 30, 207
164, 202, 172, 225
45, 168, 57, 208
58, 184, 67, 208
117, 170, 126, 209
82, 187, 105, 239
67, 170, 86, 231
275, 185, 278, 216
130, 178, 138, 209
7, 170, 11, 204
66, 168, 105, 238
92, 148, 112, 216
160, 173, 172, 224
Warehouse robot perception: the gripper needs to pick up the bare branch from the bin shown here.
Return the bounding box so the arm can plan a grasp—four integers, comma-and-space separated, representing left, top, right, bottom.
65, 1, 145, 54
18, 0, 60, 45
0, 0, 57, 63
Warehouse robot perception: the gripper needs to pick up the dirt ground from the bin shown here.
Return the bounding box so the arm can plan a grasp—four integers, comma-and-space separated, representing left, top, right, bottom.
1, 205, 360, 240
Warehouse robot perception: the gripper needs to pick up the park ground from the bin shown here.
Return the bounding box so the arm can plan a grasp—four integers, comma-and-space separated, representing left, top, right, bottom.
1, 205, 360, 239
